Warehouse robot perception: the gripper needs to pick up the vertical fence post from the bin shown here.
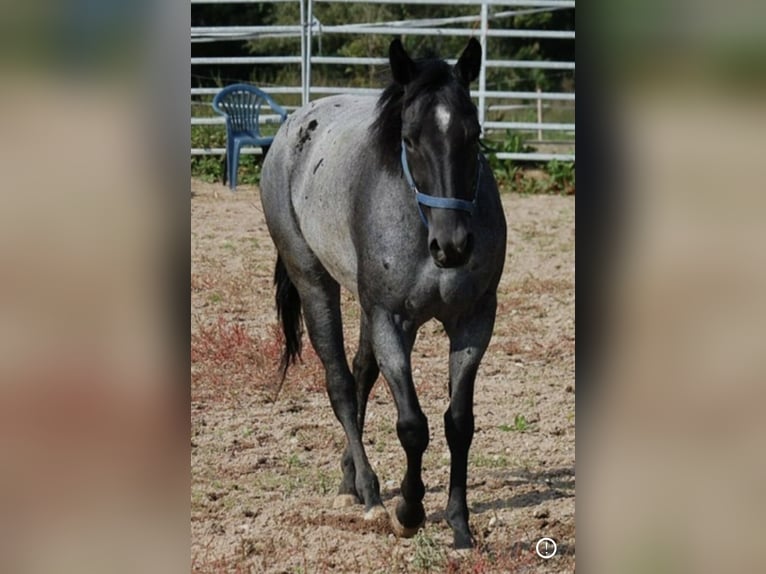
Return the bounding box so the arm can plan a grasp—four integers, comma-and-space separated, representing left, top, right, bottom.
306, 0, 313, 104
478, 1, 488, 131
300, 0, 307, 106
536, 86, 543, 141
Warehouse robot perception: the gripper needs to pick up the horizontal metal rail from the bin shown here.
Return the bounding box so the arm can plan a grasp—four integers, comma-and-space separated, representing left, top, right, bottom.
486, 59, 575, 70
495, 151, 575, 162
192, 0, 296, 4
191, 147, 266, 155
192, 0, 573, 5
191, 115, 286, 126
191, 54, 574, 72
192, 87, 303, 96
192, 26, 302, 35
191, 56, 301, 65
192, 25, 574, 40
316, 26, 573, 39
191, 88, 574, 101
312, 0, 573, 6
485, 121, 575, 131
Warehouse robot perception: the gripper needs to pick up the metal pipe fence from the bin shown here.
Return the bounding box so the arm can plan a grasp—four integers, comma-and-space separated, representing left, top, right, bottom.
191, 0, 574, 162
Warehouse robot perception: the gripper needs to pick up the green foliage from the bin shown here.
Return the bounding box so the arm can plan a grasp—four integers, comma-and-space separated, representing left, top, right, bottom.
190, 121, 264, 185
483, 130, 575, 194
190, 153, 263, 186
513, 414, 529, 432
485, 131, 530, 186
499, 414, 530, 433
412, 529, 445, 571
472, 453, 510, 468
546, 160, 575, 194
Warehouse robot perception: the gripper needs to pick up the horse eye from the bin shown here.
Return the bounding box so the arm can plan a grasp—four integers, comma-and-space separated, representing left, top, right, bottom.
403, 137, 414, 149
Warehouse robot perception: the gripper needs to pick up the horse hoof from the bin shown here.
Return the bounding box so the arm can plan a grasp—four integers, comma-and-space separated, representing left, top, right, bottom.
390, 508, 424, 538
333, 494, 360, 509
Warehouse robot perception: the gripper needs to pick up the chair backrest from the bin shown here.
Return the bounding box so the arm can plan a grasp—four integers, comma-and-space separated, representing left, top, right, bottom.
212, 84, 287, 135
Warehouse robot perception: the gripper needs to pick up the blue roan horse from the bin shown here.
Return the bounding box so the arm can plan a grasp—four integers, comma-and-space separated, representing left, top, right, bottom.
260, 38, 507, 549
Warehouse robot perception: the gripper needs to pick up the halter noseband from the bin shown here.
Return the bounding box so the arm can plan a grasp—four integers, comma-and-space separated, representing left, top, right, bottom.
400, 140, 481, 227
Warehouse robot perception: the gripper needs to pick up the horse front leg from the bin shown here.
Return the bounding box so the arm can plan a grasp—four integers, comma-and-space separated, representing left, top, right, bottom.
369, 308, 428, 537
444, 294, 497, 549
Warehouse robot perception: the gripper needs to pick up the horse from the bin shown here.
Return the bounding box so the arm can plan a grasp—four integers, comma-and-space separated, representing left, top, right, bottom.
259, 38, 507, 549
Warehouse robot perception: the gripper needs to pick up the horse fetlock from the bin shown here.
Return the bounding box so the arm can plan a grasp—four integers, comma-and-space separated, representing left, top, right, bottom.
400, 475, 426, 503
355, 468, 382, 508
394, 497, 426, 533
336, 464, 359, 501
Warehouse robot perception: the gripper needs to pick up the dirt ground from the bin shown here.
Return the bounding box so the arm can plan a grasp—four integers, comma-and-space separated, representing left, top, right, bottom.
191, 178, 574, 573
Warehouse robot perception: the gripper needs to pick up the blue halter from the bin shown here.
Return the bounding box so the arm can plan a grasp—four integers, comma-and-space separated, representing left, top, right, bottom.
400, 140, 481, 226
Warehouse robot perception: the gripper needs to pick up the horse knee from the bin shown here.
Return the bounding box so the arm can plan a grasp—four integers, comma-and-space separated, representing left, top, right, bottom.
397, 414, 429, 454
444, 409, 474, 448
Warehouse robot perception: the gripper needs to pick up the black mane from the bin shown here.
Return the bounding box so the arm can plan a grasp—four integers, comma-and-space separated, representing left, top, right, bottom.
370, 59, 473, 174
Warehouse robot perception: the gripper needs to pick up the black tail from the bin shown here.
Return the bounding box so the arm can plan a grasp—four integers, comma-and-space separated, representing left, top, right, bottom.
274, 256, 303, 383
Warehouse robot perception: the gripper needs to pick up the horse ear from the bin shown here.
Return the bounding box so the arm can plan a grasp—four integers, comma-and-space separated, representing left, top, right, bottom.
389, 39, 416, 86
455, 38, 482, 87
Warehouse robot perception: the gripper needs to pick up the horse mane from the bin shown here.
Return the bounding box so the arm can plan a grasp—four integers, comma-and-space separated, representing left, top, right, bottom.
370, 59, 463, 174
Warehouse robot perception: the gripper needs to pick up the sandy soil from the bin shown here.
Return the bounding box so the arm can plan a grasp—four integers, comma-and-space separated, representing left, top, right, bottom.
191, 179, 574, 573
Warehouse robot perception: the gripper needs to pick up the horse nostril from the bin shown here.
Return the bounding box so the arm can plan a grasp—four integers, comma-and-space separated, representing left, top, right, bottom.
429, 238, 441, 256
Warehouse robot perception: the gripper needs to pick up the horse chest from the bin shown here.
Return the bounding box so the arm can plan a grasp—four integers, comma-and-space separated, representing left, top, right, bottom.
399, 267, 486, 318
438, 272, 481, 305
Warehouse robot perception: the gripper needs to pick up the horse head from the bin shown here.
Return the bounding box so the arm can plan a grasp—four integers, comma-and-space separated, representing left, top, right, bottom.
389, 38, 483, 268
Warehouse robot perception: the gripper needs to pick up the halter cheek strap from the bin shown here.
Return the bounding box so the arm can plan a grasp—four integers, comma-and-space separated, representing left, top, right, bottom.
400, 140, 481, 227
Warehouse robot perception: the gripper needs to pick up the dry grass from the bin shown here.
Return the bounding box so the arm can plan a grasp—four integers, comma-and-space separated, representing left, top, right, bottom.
191, 315, 325, 404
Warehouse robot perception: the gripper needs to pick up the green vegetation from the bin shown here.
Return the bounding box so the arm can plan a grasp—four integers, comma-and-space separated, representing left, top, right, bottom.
412, 528, 445, 571
547, 159, 576, 194
472, 453, 510, 468
499, 414, 531, 433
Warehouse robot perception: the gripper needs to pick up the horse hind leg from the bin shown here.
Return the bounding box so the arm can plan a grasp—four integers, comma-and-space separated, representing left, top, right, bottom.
336, 311, 380, 507
278, 257, 385, 516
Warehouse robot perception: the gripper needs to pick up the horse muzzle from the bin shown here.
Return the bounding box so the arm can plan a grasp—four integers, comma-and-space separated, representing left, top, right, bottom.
429, 230, 474, 268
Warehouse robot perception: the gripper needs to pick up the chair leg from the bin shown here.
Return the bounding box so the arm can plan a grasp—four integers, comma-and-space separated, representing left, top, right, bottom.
225, 135, 235, 190
230, 140, 241, 190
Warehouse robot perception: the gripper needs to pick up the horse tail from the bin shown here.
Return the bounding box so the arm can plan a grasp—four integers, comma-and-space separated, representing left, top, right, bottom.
274, 255, 303, 384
